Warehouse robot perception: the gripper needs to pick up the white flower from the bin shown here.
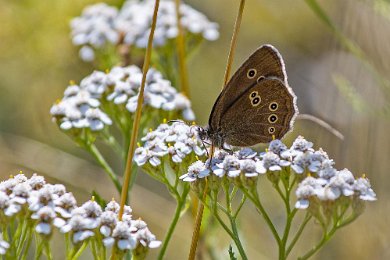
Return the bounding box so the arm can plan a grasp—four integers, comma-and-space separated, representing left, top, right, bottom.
180, 161, 210, 182
10, 183, 31, 205
281, 136, 313, 159
55, 193, 77, 219
100, 211, 118, 237
27, 174, 46, 190
240, 159, 266, 177
103, 221, 136, 250
0, 236, 9, 255
295, 176, 327, 209
79, 46, 95, 62
28, 186, 55, 212
117, 0, 218, 48
268, 139, 288, 155
31, 206, 66, 235
213, 155, 241, 178
353, 177, 377, 201
80, 200, 102, 229
50, 86, 112, 132
261, 152, 289, 171
70, 3, 119, 61
61, 213, 95, 243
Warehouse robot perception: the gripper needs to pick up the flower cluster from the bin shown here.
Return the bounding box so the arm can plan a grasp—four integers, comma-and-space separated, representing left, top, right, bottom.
50, 85, 112, 131
0, 173, 160, 254
71, 3, 119, 61
134, 121, 205, 167
50, 66, 195, 132
175, 135, 376, 206
71, 0, 219, 61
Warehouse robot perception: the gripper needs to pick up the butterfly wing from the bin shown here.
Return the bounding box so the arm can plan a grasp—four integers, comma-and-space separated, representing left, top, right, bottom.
209, 45, 288, 131
219, 77, 298, 146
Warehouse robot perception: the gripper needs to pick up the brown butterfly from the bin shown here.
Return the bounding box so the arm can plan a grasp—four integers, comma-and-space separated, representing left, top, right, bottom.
198, 44, 298, 153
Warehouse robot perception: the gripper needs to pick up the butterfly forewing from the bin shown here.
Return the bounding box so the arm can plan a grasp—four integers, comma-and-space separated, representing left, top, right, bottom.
209, 45, 288, 130
220, 78, 297, 146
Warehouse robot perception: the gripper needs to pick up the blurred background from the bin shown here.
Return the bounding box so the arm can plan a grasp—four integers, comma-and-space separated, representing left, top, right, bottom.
0, 0, 389, 259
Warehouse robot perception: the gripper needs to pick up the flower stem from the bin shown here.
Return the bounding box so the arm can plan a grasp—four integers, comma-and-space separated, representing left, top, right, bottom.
34, 237, 44, 260
228, 216, 248, 260
157, 187, 190, 260
188, 181, 208, 260
91, 239, 98, 260
44, 241, 53, 260
243, 188, 281, 245
224, 184, 248, 260
21, 228, 33, 260
286, 213, 311, 257
117, 0, 160, 219
222, 0, 245, 88
16, 220, 29, 256
87, 143, 122, 193
71, 242, 88, 260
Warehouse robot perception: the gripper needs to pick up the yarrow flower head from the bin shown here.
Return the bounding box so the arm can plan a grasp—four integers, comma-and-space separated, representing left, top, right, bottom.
71, 3, 119, 61
50, 66, 195, 134
71, 0, 219, 61
50, 86, 112, 131
134, 121, 204, 167
0, 173, 160, 253
117, 0, 219, 48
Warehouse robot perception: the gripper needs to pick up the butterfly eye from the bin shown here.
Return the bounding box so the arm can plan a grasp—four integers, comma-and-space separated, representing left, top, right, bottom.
251, 96, 261, 106
268, 114, 278, 123
247, 69, 257, 79
268, 127, 275, 134
269, 102, 278, 111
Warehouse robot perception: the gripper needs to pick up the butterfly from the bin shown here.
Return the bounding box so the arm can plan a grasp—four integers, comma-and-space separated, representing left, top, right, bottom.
197, 44, 298, 154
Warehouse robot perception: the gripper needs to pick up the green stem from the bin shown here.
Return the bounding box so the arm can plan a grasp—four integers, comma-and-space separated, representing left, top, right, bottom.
298, 224, 338, 260
65, 233, 71, 259
34, 237, 44, 260
71, 242, 88, 260
91, 239, 99, 260
157, 187, 190, 260
16, 221, 29, 256
233, 194, 247, 219
286, 213, 312, 257
228, 216, 248, 260
12, 219, 24, 254
242, 188, 281, 245
44, 241, 53, 260
86, 143, 122, 193
21, 228, 33, 260
223, 187, 248, 260
102, 130, 124, 160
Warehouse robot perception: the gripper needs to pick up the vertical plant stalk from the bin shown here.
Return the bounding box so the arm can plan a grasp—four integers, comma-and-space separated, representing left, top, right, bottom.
188, 0, 245, 260
174, 0, 190, 98
188, 181, 208, 260
117, 0, 161, 220
188, 0, 246, 258
222, 0, 246, 88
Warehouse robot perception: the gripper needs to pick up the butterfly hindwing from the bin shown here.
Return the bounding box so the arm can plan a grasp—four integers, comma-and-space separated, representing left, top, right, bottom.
209, 45, 288, 131
219, 78, 297, 146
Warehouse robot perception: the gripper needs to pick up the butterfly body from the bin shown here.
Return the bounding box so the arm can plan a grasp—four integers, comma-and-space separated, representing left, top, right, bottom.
199, 45, 298, 150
